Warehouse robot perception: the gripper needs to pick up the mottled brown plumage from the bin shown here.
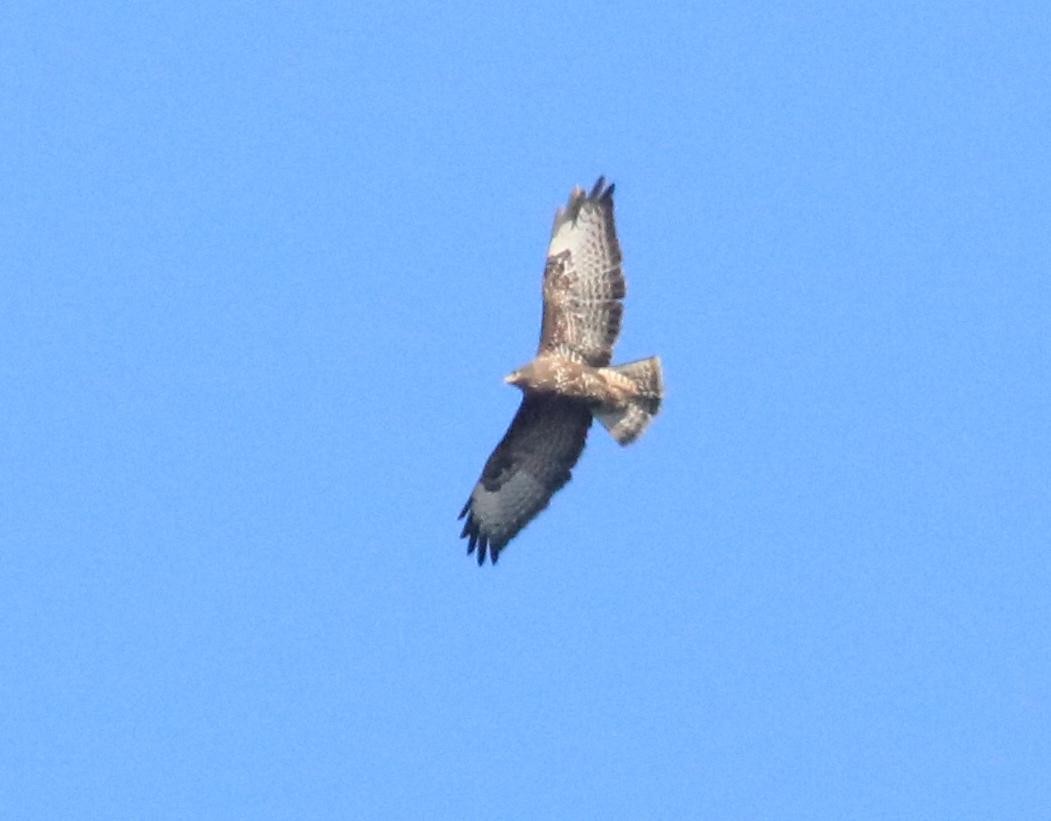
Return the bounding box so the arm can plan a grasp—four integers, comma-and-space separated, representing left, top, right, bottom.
459, 178, 664, 564
539, 181, 626, 366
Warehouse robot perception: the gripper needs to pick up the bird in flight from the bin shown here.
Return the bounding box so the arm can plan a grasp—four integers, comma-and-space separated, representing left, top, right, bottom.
459, 178, 664, 564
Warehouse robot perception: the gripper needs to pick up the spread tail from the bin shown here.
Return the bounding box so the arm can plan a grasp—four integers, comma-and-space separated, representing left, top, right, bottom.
596, 356, 664, 445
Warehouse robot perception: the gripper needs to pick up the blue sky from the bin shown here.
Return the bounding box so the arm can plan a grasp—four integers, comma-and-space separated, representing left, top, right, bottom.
3, 3, 1049, 818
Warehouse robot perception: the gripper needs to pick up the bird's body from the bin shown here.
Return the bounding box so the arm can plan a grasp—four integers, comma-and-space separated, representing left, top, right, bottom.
459, 179, 663, 564
507, 356, 638, 408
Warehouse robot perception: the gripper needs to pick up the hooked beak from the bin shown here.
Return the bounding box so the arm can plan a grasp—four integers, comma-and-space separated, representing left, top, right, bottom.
504, 371, 520, 385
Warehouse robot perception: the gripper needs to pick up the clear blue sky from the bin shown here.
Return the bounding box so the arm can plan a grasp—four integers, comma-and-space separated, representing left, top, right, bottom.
3, 3, 1049, 818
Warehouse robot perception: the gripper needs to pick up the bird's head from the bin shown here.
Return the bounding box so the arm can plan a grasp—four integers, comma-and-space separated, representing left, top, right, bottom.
504, 363, 533, 388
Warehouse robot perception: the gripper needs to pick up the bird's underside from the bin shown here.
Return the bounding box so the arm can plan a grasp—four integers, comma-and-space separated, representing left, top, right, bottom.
505, 354, 662, 445
459, 178, 664, 565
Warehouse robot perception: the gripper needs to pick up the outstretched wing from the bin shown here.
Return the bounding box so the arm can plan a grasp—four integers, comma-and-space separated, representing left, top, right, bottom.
459, 394, 592, 564
539, 178, 626, 366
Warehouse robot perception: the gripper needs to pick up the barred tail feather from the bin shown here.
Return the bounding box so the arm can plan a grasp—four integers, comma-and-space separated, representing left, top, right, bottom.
596, 356, 664, 445
595, 403, 651, 444
614, 356, 663, 412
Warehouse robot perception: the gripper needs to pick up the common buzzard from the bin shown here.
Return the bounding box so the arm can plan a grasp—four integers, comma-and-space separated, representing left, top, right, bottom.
459, 178, 663, 564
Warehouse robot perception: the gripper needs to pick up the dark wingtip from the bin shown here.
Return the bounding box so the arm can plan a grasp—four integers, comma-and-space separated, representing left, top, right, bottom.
589, 176, 614, 201
458, 498, 471, 520
462, 512, 495, 566
463, 524, 503, 566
